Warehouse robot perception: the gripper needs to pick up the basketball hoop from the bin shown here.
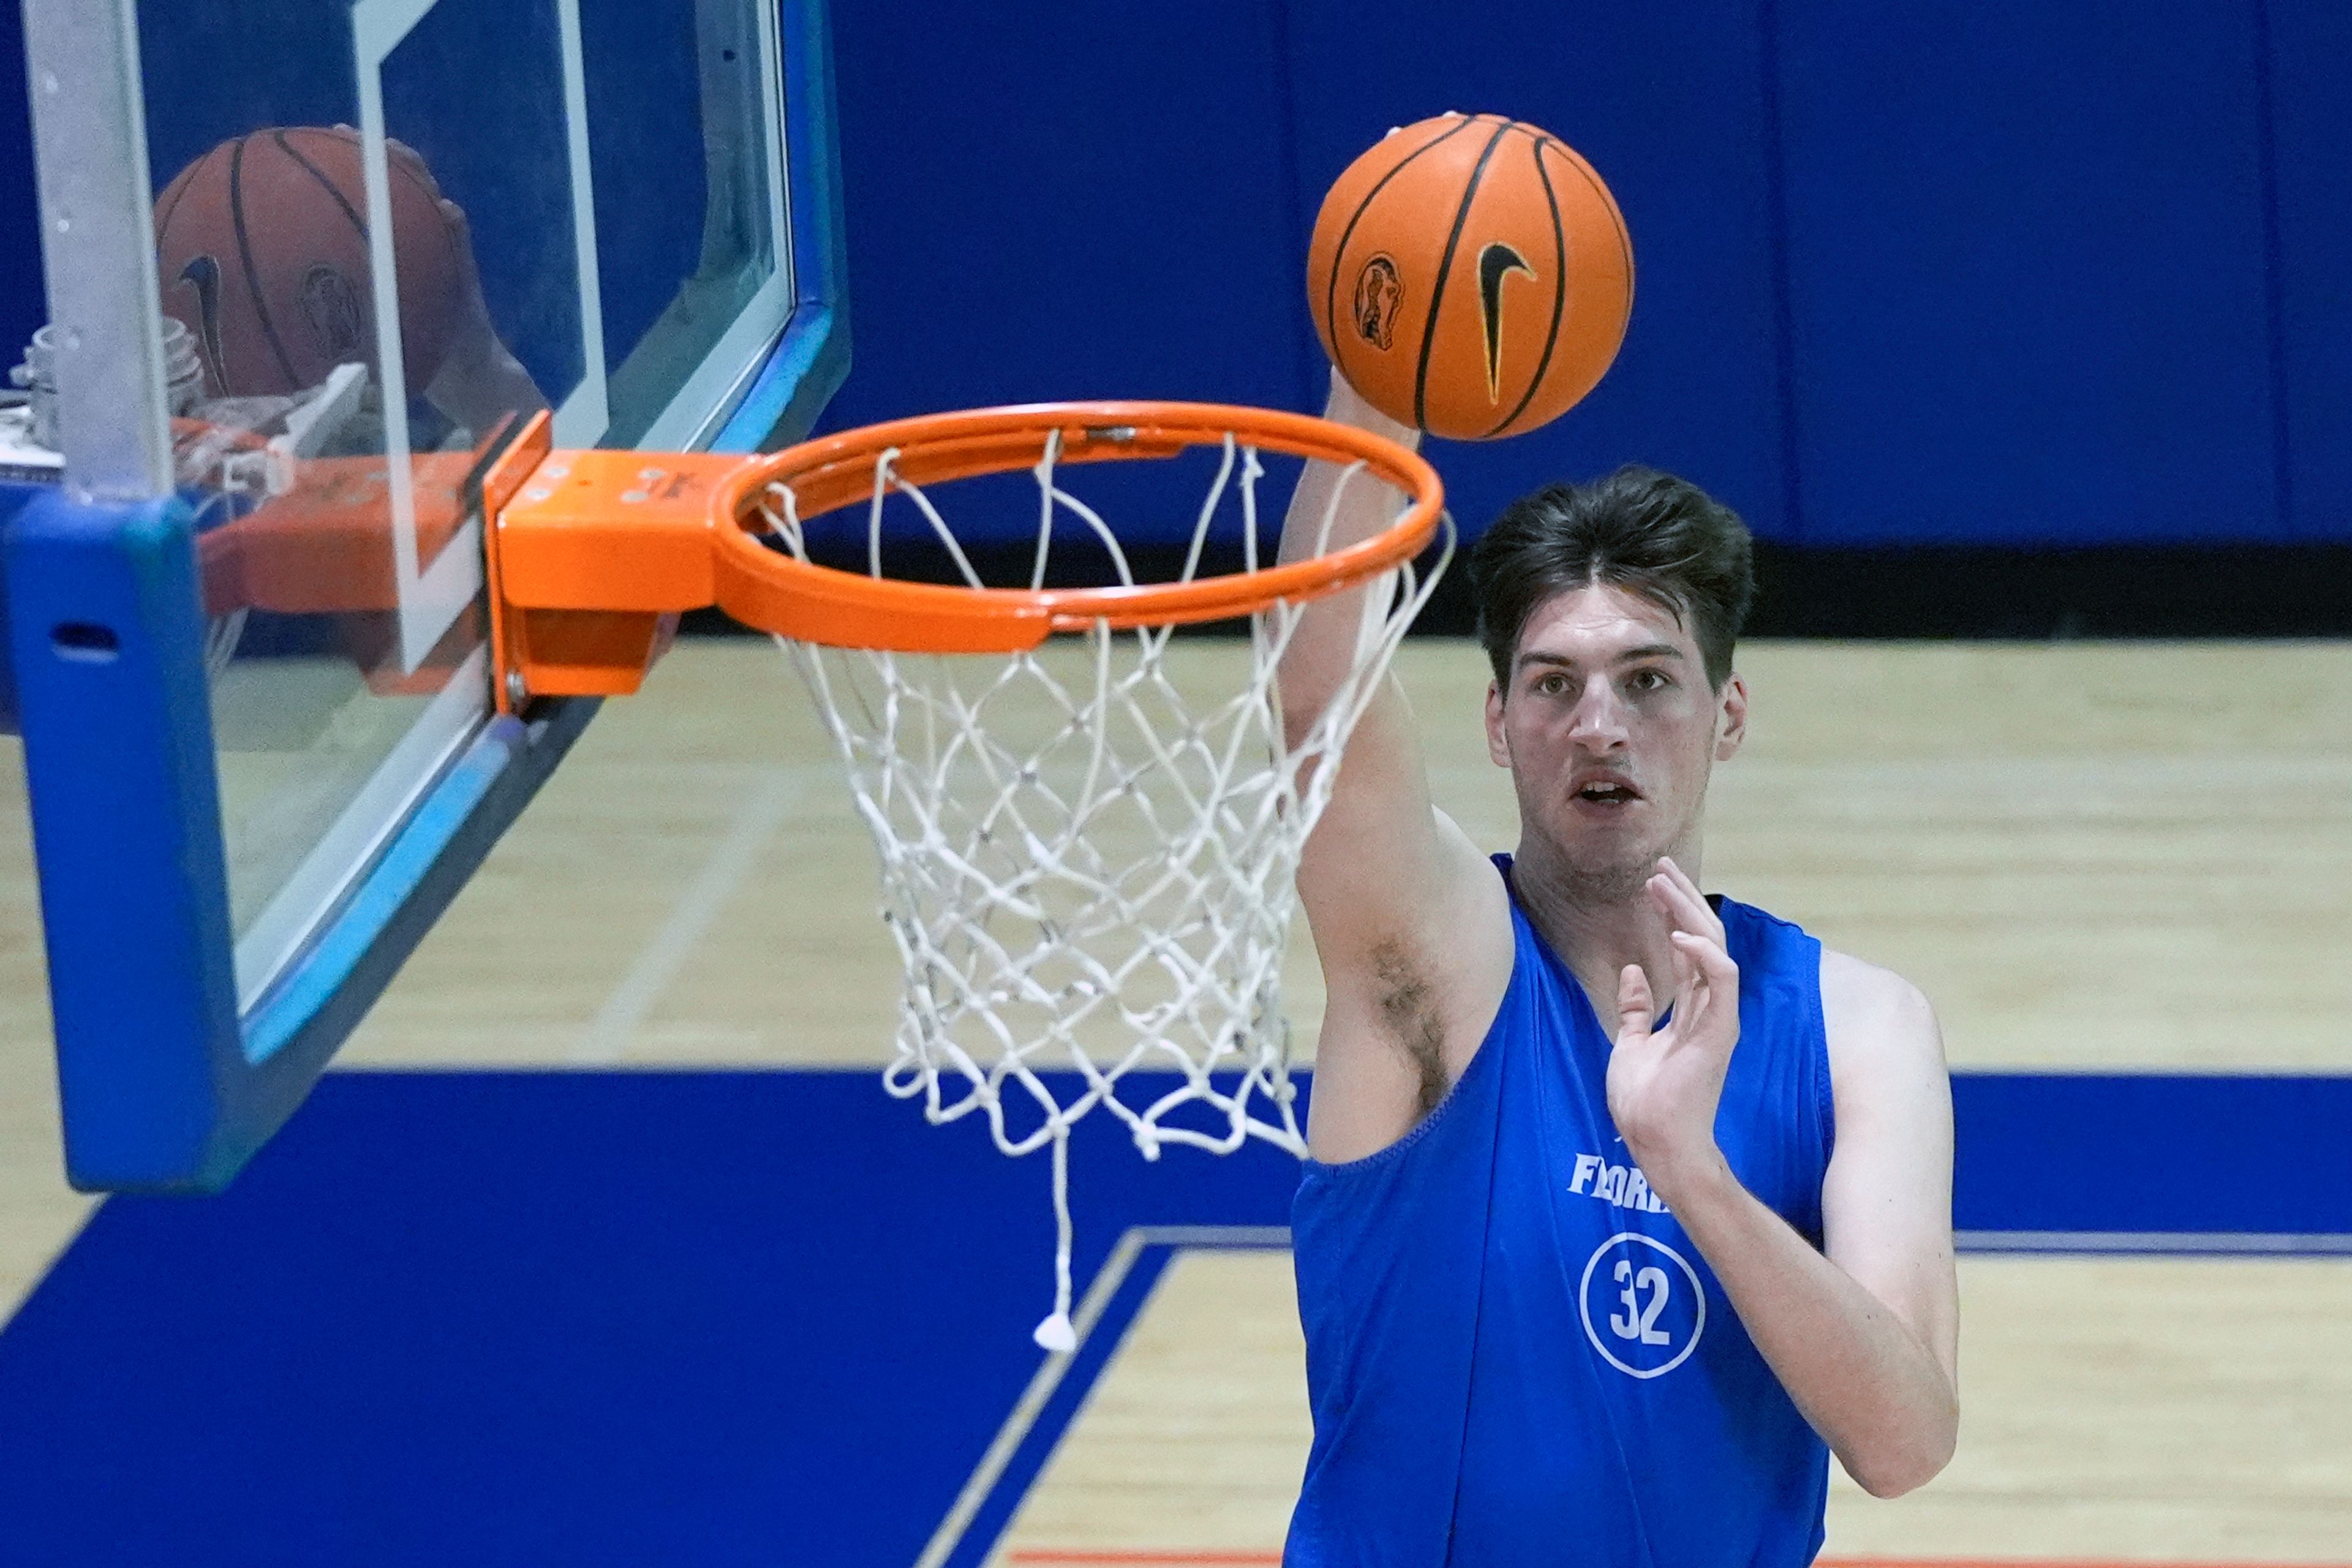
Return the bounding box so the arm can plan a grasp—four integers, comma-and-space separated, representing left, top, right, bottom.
488, 401, 1448, 1349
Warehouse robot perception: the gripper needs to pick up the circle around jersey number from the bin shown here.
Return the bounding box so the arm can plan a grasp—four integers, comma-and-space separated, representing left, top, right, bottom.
1578, 1232, 1707, 1379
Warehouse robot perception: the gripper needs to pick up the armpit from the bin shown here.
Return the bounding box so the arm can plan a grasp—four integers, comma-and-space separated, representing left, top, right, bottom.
1370, 938, 1451, 1117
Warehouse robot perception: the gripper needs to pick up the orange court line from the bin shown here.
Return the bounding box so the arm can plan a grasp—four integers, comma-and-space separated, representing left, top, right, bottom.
1005, 1556, 2351, 1568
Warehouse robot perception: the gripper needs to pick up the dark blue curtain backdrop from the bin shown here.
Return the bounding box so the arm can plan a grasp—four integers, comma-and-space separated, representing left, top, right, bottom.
5, 2, 2348, 546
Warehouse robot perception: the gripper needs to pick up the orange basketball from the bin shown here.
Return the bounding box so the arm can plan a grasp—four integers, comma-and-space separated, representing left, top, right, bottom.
1307, 113, 1634, 441
154, 127, 466, 400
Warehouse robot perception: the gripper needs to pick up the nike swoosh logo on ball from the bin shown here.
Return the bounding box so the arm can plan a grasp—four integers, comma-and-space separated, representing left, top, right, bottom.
1477, 241, 1537, 404
176, 254, 230, 393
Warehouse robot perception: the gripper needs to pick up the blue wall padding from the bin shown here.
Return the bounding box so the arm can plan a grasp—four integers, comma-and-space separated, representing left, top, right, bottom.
0, 1, 39, 375
136, 6, 353, 191
1280, 2, 1796, 543
379, 0, 587, 407
2269, 0, 2352, 539
807, 0, 2348, 545
576, 0, 709, 380
2, 1068, 2346, 1565
1774, 0, 2282, 545
815, 3, 1314, 428
3, 5, 2351, 547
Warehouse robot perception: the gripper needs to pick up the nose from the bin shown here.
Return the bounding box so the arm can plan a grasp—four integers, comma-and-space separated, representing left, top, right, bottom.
1566, 677, 1629, 751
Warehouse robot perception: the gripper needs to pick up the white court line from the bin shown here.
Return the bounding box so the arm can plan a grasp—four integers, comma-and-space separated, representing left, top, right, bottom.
913, 1226, 1293, 1568
913, 1224, 2352, 1568
570, 767, 815, 1064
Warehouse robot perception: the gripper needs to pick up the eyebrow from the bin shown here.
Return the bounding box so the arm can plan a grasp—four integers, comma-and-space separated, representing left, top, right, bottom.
1515, 643, 1688, 673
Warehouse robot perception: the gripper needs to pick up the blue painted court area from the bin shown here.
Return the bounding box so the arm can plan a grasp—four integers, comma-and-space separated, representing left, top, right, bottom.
1950, 1073, 2352, 1243
0, 1072, 1295, 1567
1, 1069, 2348, 1566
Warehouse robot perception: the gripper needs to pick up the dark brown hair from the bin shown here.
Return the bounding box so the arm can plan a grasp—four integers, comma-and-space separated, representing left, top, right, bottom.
1470, 465, 1754, 692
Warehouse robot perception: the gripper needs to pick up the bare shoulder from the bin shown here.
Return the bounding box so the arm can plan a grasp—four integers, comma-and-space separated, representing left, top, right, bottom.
1817, 947, 1945, 1082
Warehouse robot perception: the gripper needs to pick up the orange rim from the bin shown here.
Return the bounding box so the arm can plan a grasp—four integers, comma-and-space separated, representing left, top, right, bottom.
707, 401, 1444, 653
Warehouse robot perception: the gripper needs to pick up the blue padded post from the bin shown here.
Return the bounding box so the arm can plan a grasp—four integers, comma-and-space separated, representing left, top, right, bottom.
0, 478, 60, 733
7, 487, 244, 1189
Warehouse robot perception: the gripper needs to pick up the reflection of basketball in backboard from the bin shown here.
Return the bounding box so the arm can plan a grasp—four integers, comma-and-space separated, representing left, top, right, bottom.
1308, 112, 1634, 441
154, 127, 465, 399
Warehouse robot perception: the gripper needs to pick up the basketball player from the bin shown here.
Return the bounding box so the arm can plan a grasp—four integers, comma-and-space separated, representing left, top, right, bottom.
1278, 374, 1959, 1565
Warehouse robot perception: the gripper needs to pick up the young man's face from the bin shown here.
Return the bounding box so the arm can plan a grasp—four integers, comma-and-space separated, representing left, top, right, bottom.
1483, 582, 1748, 898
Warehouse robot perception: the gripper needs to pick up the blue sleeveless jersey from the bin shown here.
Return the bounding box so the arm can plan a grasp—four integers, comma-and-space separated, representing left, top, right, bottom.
1287, 856, 1836, 1567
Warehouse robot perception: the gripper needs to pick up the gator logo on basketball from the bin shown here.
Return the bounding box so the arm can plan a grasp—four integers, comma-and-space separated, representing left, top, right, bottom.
1352, 254, 1403, 350
173, 254, 230, 392
1477, 241, 1537, 403
299, 265, 367, 364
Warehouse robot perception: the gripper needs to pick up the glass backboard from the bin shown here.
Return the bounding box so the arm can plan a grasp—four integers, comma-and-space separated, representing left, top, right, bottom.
8, 0, 846, 1188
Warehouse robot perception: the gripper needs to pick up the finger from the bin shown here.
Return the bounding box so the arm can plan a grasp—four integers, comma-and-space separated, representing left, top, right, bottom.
1668, 937, 1696, 1015
1668, 930, 1708, 1021
1615, 962, 1654, 1043
1671, 928, 1741, 999
1648, 868, 1716, 943
1657, 855, 1702, 911
1655, 858, 1725, 940
385, 137, 442, 191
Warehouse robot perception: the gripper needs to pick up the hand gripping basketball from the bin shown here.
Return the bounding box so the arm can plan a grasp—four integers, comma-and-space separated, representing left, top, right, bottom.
1307, 112, 1634, 440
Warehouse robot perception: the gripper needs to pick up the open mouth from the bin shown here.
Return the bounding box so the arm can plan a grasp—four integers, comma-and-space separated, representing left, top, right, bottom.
1572, 780, 1640, 807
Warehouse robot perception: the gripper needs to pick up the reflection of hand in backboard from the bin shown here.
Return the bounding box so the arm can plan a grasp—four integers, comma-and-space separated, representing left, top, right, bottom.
420, 195, 549, 436
374, 132, 551, 439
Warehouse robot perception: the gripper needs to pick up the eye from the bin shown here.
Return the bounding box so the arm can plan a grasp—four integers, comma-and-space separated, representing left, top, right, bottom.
1628, 668, 1672, 693
1532, 671, 1570, 696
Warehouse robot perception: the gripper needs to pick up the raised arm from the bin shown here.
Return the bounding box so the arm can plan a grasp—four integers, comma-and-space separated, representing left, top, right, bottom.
1283, 374, 1512, 1163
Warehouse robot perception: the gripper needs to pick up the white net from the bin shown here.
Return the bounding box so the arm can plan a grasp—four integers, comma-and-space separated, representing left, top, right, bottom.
752, 424, 1448, 1349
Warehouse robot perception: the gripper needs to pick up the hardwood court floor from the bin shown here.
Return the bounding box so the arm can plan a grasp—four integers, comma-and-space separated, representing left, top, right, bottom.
989, 1248, 2352, 1564
4, 638, 2351, 1559
353, 636, 2352, 1076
